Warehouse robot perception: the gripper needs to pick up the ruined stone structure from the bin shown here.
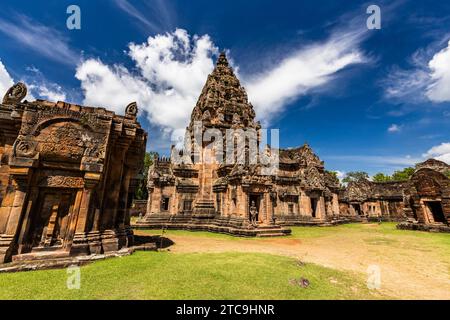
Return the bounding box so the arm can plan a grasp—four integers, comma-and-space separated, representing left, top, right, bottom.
0, 83, 147, 263
339, 159, 450, 231
136, 53, 342, 236
399, 159, 450, 232
339, 179, 407, 221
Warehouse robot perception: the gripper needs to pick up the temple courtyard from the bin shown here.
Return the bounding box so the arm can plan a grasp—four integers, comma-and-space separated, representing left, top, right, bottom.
0, 222, 448, 300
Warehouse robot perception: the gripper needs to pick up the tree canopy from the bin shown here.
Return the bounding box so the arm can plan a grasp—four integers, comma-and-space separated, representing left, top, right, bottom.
342, 171, 369, 184
134, 151, 159, 200
372, 167, 415, 182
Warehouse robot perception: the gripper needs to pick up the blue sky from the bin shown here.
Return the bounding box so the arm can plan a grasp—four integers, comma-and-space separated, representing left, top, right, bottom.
0, 0, 449, 177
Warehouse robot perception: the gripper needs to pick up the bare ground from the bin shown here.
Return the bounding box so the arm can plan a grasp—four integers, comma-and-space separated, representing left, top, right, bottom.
136, 224, 450, 300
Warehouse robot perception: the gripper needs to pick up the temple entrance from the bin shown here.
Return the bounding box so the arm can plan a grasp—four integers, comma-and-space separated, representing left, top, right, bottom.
28, 190, 77, 250
352, 204, 362, 216
311, 198, 318, 218
425, 201, 446, 223
249, 194, 261, 223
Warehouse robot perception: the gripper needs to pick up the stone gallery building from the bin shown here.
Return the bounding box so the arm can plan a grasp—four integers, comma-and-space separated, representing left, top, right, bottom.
0, 83, 146, 263
400, 159, 450, 232
339, 159, 450, 231
339, 179, 407, 221
136, 53, 342, 236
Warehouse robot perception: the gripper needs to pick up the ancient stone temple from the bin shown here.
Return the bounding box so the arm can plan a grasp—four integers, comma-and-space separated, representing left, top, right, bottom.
0, 83, 147, 263
339, 179, 407, 221
136, 53, 342, 236
399, 159, 450, 232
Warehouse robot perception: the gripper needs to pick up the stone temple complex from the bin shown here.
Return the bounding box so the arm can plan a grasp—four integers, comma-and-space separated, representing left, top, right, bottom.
136, 53, 343, 236
0, 83, 146, 263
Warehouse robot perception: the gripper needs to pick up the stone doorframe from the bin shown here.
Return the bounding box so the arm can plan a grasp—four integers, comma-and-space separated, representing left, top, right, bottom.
420, 198, 443, 224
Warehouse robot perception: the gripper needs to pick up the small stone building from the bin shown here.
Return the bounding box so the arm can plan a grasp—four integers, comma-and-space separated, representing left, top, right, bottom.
339, 179, 407, 221
400, 159, 450, 232
136, 53, 341, 236
0, 83, 146, 263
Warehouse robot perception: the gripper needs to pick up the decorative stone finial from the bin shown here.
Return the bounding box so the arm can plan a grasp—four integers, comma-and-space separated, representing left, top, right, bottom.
3, 82, 27, 105
217, 52, 229, 66
125, 101, 138, 118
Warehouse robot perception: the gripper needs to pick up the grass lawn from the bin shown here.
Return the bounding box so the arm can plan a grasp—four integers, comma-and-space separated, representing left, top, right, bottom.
0, 251, 385, 300
1, 223, 448, 300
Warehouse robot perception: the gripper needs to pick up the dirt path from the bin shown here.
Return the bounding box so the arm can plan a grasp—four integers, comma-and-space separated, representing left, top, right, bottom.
138, 225, 450, 300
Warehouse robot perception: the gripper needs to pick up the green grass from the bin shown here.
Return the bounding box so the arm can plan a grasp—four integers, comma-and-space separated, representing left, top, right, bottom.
0, 251, 385, 300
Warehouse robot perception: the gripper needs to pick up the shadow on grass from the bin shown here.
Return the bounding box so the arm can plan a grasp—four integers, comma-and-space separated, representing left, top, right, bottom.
133, 235, 175, 249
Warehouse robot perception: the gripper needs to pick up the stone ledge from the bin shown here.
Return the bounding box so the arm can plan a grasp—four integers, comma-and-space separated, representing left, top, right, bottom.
397, 222, 450, 233
0, 243, 157, 273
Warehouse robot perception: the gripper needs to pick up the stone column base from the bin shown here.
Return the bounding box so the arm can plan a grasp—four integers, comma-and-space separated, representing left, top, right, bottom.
101, 230, 119, 252
0, 234, 16, 263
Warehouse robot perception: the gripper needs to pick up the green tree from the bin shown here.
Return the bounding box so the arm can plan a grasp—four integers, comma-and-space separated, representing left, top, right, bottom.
134, 151, 159, 200
445, 170, 450, 179
326, 170, 338, 180
372, 173, 392, 182
391, 167, 415, 181
342, 171, 369, 184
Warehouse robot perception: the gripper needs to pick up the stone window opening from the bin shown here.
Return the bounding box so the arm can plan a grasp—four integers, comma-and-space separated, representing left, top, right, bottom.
161, 196, 170, 212
216, 193, 221, 214
183, 200, 192, 212
288, 203, 294, 214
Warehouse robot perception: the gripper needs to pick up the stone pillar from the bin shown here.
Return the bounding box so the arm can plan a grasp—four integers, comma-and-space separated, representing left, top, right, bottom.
332, 193, 340, 215
146, 188, 153, 215
71, 173, 100, 255
0, 169, 30, 263
317, 196, 326, 220
301, 194, 312, 217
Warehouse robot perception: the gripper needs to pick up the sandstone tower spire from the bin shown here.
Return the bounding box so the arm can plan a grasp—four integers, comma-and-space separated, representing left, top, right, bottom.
189, 52, 259, 131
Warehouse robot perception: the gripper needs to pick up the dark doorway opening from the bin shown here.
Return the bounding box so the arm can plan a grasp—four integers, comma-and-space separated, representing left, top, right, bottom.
311, 198, 318, 218
426, 201, 446, 223
249, 194, 261, 222
352, 204, 362, 216
161, 196, 170, 211
28, 190, 76, 250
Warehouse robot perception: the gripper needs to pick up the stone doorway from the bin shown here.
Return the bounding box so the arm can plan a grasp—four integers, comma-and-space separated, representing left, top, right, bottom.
28, 190, 77, 250
425, 201, 445, 223
249, 194, 262, 222
352, 204, 362, 216
311, 198, 319, 218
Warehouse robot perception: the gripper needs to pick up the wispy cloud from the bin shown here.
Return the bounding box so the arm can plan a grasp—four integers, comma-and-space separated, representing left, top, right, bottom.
244, 29, 368, 125
114, 0, 174, 33
382, 39, 450, 104
423, 142, 450, 164
326, 155, 420, 168
0, 14, 79, 66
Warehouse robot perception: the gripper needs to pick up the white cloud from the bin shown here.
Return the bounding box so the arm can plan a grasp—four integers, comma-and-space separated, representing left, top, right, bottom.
0, 60, 14, 97
0, 59, 36, 101
423, 142, 450, 164
426, 40, 450, 102
383, 40, 450, 104
76, 29, 218, 142
29, 83, 66, 102
245, 30, 367, 124
0, 15, 78, 66
335, 170, 346, 182
387, 124, 402, 133
76, 28, 368, 145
